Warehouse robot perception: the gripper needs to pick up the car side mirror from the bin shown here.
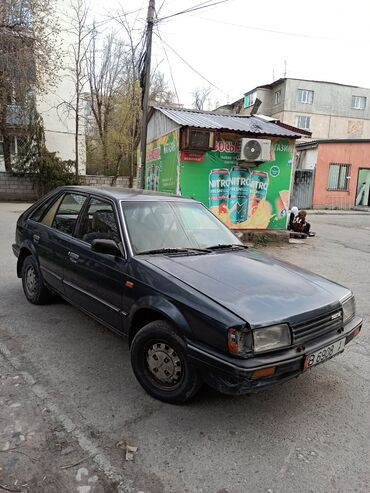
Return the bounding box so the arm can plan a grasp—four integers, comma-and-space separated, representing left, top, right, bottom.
91, 239, 123, 257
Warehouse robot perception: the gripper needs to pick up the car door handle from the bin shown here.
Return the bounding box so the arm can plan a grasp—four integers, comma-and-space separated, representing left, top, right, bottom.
33, 234, 40, 242
68, 251, 79, 262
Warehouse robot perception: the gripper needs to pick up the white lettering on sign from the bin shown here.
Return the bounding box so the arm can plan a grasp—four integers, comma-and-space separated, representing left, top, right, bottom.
273, 143, 294, 153
163, 141, 176, 154
215, 140, 241, 153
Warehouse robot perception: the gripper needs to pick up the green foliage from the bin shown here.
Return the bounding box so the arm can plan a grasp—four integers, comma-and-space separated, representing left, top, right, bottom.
13, 106, 76, 198
251, 233, 271, 248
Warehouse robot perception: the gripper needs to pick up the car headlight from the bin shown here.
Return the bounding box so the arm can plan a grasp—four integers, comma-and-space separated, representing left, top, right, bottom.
341, 295, 356, 324
253, 324, 291, 353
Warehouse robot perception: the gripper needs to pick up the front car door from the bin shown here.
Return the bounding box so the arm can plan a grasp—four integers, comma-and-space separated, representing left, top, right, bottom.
62, 195, 128, 331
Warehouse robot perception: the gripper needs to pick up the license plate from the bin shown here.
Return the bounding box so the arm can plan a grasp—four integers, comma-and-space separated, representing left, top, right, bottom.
304, 338, 346, 370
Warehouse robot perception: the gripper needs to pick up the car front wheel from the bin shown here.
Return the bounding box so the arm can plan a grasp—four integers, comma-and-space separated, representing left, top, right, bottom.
21, 256, 51, 305
130, 320, 201, 403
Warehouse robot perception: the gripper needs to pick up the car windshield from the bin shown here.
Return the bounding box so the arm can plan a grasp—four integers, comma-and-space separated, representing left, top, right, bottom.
121, 201, 241, 254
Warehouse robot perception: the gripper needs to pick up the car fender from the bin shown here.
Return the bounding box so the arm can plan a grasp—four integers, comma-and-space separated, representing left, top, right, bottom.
16, 239, 40, 277
125, 294, 194, 341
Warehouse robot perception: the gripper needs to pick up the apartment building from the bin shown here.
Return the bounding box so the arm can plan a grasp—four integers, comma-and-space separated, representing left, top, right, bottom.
222, 78, 370, 140
0, 0, 86, 173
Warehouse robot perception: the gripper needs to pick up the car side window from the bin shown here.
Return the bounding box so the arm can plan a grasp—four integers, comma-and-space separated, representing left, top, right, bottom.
76, 198, 120, 245
49, 193, 87, 235
29, 194, 61, 223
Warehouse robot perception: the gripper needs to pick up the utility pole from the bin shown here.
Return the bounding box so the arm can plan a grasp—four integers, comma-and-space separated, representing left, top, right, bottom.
139, 0, 155, 189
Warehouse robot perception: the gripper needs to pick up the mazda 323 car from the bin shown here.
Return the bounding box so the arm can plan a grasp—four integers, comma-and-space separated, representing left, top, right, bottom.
13, 187, 362, 402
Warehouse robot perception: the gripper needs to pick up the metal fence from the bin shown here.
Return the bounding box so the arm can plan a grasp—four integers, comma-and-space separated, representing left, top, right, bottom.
291, 170, 314, 209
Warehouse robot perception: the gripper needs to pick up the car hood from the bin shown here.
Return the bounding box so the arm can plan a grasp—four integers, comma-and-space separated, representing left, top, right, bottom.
144, 250, 350, 327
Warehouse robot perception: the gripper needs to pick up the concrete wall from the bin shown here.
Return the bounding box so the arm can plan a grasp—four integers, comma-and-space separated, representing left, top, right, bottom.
0, 173, 36, 201
283, 79, 370, 119
312, 142, 370, 208
278, 111, 370, 140
0, 173, 131, 202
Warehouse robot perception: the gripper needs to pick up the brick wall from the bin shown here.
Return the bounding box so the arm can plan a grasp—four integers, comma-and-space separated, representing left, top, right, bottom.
0, 173, 132, 202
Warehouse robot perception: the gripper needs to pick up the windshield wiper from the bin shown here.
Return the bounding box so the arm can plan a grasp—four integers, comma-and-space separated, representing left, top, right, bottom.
137, 247, 210, 255
207, 244, 248, 250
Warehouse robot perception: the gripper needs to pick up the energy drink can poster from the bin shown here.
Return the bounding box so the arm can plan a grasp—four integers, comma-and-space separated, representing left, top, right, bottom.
209, 169, 230, 215
228, 167, 251, 224
144, 130, 179, 194
177, 134, 295, 229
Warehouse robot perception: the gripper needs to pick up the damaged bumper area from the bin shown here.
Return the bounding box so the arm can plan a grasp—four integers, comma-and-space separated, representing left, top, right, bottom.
187, 317, 363, 395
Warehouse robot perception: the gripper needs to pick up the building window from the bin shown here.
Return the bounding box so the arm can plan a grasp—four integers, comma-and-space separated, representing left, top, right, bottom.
328, 163, 351, 190
351, 95, 366, 110
297, 89, 314, 104
295, 115, 311, 130
274, 90, 281, 105
244, 92, 256, 108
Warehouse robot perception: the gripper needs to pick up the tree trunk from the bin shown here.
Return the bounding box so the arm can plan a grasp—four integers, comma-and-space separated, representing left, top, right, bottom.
129, 150, 134, 188
102, 136, 108, 175
0, 103, 12, 173
75, 102, 79, 178
3, 134, 12, 173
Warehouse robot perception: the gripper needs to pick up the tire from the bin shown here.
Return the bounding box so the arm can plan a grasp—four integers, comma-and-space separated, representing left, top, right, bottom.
130, 320, 201, 403
21, 256, 52, 305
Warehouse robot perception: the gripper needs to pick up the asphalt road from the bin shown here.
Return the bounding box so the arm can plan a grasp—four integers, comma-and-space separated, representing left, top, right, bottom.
1, 203, 369, 493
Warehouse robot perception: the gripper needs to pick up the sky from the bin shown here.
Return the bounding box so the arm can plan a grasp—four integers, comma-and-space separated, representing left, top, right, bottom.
88, 0, 370, 108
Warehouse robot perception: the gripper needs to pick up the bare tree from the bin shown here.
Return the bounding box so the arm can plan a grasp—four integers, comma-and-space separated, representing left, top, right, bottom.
86, 28, 125, 174
66, 0, 91, 177
0, 0, 60, 172
191, 86, 212, 111
84, 12, 175, 183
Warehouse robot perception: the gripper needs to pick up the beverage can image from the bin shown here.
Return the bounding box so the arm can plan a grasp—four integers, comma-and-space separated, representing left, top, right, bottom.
228, 166, 250, 224
209, 168, 230, 215
146, 166, 152, 190
147, 165, 161, 191
248, 171, 269, 218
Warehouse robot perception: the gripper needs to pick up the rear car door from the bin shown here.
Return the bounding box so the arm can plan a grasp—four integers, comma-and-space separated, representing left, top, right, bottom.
62, 196, 128, 331
28, 192, 87, 293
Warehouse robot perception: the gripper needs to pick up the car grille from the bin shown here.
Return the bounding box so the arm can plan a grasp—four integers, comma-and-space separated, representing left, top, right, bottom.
292, 309, 343, 344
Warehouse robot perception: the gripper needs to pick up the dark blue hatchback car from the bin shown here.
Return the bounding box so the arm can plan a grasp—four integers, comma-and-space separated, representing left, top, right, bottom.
13, 187, 362, 402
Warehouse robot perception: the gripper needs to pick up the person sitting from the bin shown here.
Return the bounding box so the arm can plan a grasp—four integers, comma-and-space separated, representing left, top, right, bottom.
287, 206, 298, 230
292, 210, 315, 237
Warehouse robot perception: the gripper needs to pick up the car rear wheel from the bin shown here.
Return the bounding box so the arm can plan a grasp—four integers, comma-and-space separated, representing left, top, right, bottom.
21, 256, 51, 305
130, 320, 201, 403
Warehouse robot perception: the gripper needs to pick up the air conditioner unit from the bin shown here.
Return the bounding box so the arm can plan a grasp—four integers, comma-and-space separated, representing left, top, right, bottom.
238, 138, 271, 165
182, 128, 215, 151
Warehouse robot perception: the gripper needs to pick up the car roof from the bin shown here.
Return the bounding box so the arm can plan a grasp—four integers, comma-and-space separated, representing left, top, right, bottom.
59, 186, 198, 203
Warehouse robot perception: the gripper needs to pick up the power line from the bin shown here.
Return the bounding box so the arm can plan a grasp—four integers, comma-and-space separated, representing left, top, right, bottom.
153, 31, 228, 96
157, 0, 231, 23
190, 14, 370, 43
155, 25, 180, 104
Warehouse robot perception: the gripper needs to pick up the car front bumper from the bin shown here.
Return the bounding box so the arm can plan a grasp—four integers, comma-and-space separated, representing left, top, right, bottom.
12, 243, 20, 258
187, 316, 363, 395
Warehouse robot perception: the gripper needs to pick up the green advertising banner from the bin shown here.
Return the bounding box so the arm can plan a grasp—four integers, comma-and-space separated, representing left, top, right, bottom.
145, 130, 179, 194
179, 134, 295, 229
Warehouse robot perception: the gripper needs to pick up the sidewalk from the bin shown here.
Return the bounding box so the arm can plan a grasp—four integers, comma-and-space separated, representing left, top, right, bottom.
0, 352, 114, 493
308, 209, 370, 215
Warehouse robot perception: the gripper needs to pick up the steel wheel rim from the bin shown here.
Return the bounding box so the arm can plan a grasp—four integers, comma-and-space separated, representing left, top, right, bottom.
25, 265, 38, 297
146, 341, 183, 388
